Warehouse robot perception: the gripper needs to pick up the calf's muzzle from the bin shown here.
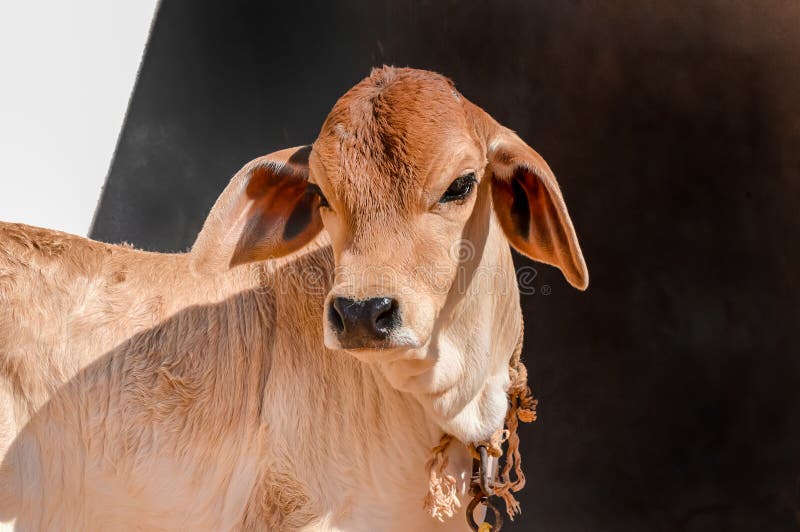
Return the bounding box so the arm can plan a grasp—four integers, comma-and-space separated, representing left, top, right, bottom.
328, 296, 400, 348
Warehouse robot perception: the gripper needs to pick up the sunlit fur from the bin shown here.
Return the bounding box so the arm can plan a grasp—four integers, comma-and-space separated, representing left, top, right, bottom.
0, 67, 586, 530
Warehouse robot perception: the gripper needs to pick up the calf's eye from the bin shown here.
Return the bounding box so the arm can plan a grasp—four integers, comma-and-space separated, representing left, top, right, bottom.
439, 173, 477, 203
307, 183, 330, 209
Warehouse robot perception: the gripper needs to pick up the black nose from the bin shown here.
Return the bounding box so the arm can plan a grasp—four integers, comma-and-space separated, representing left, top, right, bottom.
329, 297, 400, 347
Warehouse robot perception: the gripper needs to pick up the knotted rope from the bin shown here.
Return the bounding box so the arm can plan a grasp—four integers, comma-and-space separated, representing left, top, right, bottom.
424, 320, 538, 522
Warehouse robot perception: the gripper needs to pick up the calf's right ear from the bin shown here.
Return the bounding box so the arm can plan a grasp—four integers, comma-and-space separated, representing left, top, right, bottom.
190, 145, 324, 275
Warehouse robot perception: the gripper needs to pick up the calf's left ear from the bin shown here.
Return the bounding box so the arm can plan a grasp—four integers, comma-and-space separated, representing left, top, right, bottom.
191, 145, 324, 275
487, 129, 589, 290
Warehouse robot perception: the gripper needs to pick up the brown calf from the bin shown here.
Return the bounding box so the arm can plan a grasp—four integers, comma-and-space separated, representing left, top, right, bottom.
0, 67, 586, 530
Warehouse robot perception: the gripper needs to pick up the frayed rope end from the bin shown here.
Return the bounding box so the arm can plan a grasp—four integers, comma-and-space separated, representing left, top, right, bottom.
423, 434, 462, 522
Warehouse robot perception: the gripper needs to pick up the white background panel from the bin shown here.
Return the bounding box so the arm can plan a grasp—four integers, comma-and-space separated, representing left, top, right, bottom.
0, 1, 158, 236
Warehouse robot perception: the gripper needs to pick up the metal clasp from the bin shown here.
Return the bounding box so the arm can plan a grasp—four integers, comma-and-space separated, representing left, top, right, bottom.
466, 444, 504, 531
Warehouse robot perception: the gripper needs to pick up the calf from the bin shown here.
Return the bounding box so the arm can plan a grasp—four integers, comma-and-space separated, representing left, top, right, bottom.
0, 67, 587, 530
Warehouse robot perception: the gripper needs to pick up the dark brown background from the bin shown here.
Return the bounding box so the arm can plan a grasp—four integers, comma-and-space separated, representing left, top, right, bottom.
91, 1, 800, 530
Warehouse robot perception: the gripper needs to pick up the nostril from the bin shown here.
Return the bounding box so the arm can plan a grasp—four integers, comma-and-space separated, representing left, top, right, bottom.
373, 298, 399, 333
329, 299, 345, 333
330, 296, 399, 344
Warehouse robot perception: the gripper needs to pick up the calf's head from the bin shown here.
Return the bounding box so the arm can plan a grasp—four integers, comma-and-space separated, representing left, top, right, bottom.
192, 67, 587, 439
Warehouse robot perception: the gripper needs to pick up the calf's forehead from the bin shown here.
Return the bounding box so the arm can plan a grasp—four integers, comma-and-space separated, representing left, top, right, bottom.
312, 69, 480, 212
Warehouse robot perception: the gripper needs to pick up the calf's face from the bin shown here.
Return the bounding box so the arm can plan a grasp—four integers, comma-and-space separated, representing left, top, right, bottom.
310, 77, 490, 356
192, 67, 587, 376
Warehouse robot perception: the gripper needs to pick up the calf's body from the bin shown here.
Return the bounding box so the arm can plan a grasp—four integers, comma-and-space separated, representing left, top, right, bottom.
0, 223, 477, 530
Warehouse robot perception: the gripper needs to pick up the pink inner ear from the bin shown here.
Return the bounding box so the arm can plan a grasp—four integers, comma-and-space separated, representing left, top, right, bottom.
190, 146, 323, 275
245, 164, 286, 197
228, 163, 322, 267
492, 165, 587, 289
518, 167, 564, 255
494, 167, 546, 246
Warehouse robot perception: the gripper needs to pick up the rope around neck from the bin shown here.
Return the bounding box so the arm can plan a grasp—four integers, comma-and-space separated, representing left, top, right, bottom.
424, 319, 537, 523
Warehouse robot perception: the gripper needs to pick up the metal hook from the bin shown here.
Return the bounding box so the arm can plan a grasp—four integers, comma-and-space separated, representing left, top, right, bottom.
477, 445, 493, 497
